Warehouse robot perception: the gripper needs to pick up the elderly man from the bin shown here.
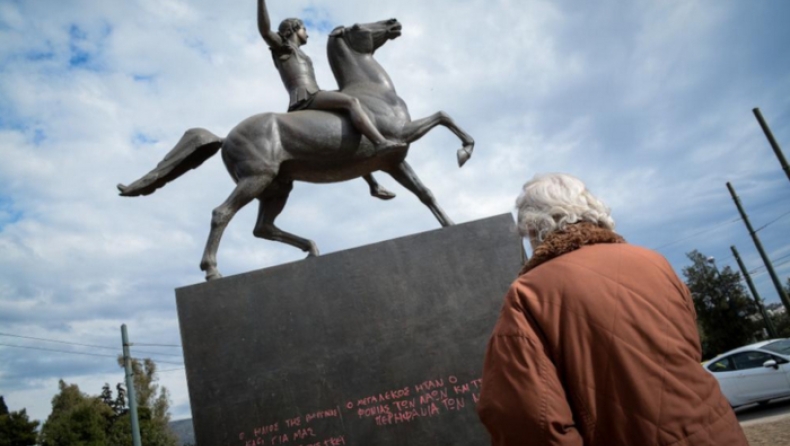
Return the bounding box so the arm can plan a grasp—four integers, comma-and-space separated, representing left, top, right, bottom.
476, 173, 747, 446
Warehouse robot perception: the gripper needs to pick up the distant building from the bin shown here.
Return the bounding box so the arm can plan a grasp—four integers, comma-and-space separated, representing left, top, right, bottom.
765, 302, 787, 316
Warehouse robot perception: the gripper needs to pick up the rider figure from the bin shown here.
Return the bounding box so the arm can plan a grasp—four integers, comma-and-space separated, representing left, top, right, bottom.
257, 0, 406, 153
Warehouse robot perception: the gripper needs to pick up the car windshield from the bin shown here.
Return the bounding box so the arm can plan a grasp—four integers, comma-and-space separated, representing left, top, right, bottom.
762, 339, 790, 355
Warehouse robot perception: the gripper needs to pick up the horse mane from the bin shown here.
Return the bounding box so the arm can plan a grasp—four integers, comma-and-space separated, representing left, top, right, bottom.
327, 28, 351, 89
326, 24, 377, 90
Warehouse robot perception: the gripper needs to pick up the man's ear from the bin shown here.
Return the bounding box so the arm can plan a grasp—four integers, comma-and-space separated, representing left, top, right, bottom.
329, 26, 344, 37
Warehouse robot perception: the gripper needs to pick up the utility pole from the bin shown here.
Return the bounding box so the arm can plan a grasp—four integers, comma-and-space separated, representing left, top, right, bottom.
726, 182, 790, 315
753, 108, 790, 184
121, 324, 143, 446
731, 245, 778, 338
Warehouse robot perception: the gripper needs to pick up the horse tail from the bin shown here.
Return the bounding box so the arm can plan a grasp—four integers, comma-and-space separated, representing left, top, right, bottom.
117, 128, 224, 197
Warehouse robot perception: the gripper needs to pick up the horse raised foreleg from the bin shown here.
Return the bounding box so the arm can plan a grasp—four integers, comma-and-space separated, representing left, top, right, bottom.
400, 111, 475, 167
200, 174, 274, 281
384, 161, 454, 227
252, 180, 319, 256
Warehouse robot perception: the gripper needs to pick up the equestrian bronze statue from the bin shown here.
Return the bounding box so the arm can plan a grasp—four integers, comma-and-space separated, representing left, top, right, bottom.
256, 0, 402, 200
118, 16, 475, 281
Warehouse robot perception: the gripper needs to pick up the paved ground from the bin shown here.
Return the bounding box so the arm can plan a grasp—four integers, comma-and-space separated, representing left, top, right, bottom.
736, 397, 790, 445
736, 397, 790, 425
741, 417, 790, 445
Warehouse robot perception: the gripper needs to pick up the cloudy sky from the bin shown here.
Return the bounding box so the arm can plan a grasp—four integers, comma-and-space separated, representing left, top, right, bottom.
1, 0, 789, 424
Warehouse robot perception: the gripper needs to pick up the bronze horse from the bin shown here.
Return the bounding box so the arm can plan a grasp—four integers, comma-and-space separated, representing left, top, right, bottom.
118, 19, 475, 281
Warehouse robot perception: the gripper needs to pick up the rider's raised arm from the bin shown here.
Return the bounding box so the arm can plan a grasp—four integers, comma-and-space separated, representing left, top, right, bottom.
257, 0, 283, 48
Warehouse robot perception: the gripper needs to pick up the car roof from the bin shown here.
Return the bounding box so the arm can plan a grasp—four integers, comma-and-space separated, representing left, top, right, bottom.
711, 338, 788, 359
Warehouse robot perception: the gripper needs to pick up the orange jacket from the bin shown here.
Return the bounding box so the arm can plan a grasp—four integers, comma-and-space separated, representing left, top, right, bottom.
477, 242, 747, 446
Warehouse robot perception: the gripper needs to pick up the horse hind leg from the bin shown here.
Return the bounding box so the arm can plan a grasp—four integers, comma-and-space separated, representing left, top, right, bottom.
253, 180, 319, 256
384, 161, 454, 227
200, 174, 275, 281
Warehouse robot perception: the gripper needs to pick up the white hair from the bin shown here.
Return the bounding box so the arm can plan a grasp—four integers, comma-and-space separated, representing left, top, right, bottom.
515, 173, 615, 245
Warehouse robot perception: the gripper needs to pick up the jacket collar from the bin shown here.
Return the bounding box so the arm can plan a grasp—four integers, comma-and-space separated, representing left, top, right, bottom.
519, 222, 625, 275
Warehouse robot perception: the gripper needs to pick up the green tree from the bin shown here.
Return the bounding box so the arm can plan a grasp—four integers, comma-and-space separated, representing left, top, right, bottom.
100, 383, 113, 409
0, 396, 40, 446
105, 358, 178, 446
773, 312, 790, 337
100, 383, 128, 418
39, 381, 113, 446
38, 358, 177, 446
682, 250, 759, 359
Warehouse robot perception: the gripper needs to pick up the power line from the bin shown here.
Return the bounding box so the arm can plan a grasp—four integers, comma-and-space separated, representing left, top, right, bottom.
133, 343, 182, 348
127, 358, 183, 366
751, 258, 790, 278
128, 348, 180, 358
158, 368, 185, 373
652, 217, 741, 251
0, 332, 182, 358
754, 209, 790, 233
710, 254, 737, 269
0, 332, 118, 350
749, 252, 790, 274
0, 342, 120, 359
0, 342, 183, 365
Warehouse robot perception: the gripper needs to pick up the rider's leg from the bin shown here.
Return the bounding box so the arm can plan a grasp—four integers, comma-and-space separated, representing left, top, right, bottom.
363, 174, 396, 200
310, 91, 406, 151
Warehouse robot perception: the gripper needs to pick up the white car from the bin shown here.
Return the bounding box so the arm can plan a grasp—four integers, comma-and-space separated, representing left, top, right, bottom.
703, 338, 790, 407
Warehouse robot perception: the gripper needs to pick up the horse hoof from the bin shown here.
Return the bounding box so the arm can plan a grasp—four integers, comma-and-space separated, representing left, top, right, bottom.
305, 243, 320, 258
457, 145, 473, 167
205, 271, 223, 281
371, 188, 396, 200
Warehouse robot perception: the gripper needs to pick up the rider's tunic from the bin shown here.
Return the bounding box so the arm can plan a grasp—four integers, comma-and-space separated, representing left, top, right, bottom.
272, 44, 321, 112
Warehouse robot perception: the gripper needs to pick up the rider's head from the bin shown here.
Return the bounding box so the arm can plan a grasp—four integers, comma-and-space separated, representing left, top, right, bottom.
278, 18, 305, 41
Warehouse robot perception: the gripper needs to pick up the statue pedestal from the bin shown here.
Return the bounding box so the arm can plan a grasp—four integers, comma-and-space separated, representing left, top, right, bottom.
176, 214, 522, 446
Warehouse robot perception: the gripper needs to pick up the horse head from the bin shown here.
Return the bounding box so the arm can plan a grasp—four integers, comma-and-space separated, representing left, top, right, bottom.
328, 18, 402, 89
329, 18, 402, 54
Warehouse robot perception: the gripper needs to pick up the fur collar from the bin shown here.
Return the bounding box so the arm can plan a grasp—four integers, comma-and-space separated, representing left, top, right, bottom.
519, 222, 625, 275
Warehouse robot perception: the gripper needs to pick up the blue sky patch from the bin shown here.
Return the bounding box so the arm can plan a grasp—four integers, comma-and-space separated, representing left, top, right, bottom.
32, 128, 46, 145
133, 74, 157, 83
133, 132, 158, 146
69, 48, 90, 67
68, 24, 87, 40
25, 47, 55, 62
68, 24, 91, 67
301, 6, 334, 34
0, 196, 23, 231
0, 111, 27, 132
67, 22, 112, 71
184, 38, 211, 60
0, 106, 44, 144
0, 104, 47, 144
